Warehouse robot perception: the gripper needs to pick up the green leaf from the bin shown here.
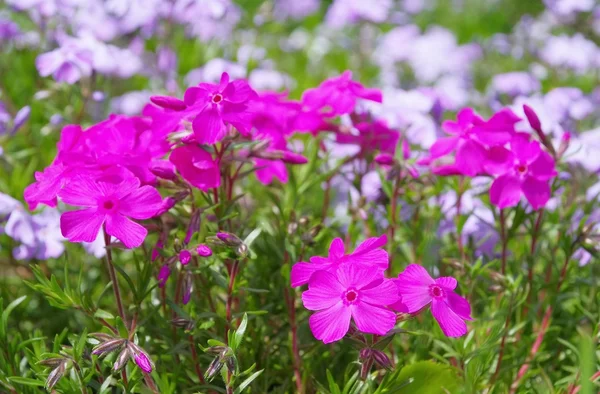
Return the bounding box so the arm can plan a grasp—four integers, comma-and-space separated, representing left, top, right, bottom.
242, 228, 262, 248
375, 361, 460, 394
232, 313, 248, 352
327, 369, 341, 394
8, 377, 45, 387
94, 309, 115, 320
233, 369, 263, 394
112, 264, 138, 302
1, 296, 26, 338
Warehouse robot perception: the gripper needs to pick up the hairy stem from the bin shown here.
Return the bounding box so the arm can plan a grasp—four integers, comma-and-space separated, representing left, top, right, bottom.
103, 227, 126, 326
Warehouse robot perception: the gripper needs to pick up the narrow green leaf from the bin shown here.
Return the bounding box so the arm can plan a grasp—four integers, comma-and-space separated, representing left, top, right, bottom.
233, 369, 263, 394
233, 313, 248, 352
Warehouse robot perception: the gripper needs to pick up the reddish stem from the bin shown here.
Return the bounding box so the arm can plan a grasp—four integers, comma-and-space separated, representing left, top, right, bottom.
188, 335, 206, 384
499, 209, 508, 275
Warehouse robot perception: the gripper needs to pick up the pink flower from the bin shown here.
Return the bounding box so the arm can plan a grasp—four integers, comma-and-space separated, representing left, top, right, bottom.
151, 72, 258, 145
302, 70, 382, 116
394, 264, 472, 337
157, 264, 170, 288
58, 176, 163, 248
301, 264, 398, 343
422, 108, 520, 176
179, 250, 191, 265
169, 145, 220, 191
336, 119, 400, 155
290, 235, 388, 287
196, 244, 213, 257
487, 133, 557, 209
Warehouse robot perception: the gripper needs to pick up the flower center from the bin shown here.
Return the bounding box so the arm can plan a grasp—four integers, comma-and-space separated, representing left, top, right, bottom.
103, 200, 115, 210
343, 289, 358, 304
212, 93, 223, 104
429, 285, 444, 298
517, 165, 527, 173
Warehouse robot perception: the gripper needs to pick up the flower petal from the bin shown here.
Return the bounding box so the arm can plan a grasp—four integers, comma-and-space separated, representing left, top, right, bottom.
489, 174, 521, 209
309, 302, 351, 344
429, 137, 459, 159
192, 107, 225, 145
431, 298, 468, 337
446, 292, 472, 321
336, 264, 382, 290
301, 271, 344, 311
59, 176, 100, 207
351, 302, 396, 335
60, 209, 105, 243
522, 177, 551, 210
120, 186, 163, 219
105, 214, 147, 249
435, 277, 457, 290
290, 262, 321, 288
360, 278, 399, 305
328, 238, 345, 260
395, 264, 434, 313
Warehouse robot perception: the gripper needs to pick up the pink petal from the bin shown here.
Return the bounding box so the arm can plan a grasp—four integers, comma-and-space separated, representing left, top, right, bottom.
429, 137, 459, 159
183, 86, 210, 106
353, 234, 387, 254
395, 264, 434, 313
455, 139, 486, 177
435, 277, 457, 290
351, 302, 396, 335
221, 102, 253, 135
456, 108, 476, 128
224, 80, 257, 103
60, 209, 105, 243
218, 72, 230, 91
309, 301, 351, 344
489, 174, 521, 209
336, 264, 382, 290
484, 146, 514, 175
354, 86, 382, 103
98, 177, 140, 200
291, 262, 322, 287
431, 298, 468, 337
255, 159, 288, 184
360, 278, 399, 305
150, 96, 187, 111
528, 151, 557, 181
328, 238, 346, 260
105, 214, 147, 249
521, 177, 551, 210
59, 176, 100, 207
442, 120, 462, 135
446, 292, 472, 321
301, 271, 345, 311
511, 134, 541, 164
192, 107, 226, 144
120, 186, 163, 219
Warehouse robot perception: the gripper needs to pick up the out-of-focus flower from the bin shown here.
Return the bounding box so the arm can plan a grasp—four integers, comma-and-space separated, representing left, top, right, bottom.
491, 72, 540, 96
36, 42, 94, 84
394, 264, 472, 337
326, 0, 392, 27
291, 235, 388, 287
274, 0, 320, 20
539, 34, 600, 74
301, 264, 398, 343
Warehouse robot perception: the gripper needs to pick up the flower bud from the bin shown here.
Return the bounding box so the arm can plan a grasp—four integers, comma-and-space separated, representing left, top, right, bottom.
149, 160, 177, 181
45, 360, 67, 391
205, 357, 224, 381
89, 332, 115, 342
196, 244, 213, 257
185, 210, 202, 245
171, 318, 195, 331
158, 264, 171, 288
523, 104, 542, 133
150, 95, 187, 111
113, 347, 132, 372
179, 250, 191, 266
372, 350, 392, 370
558, 131, 571, 158
151, 239, 164, 262
155, 197, 176, 216
128, 343, 154, 374
281, 151, 308, 165
216, 232, 243, 247
182, 271, 194, 305
236, 243, 249, 258
374, 153, 395, 166
226, 356, 237, 373
206, 346, 228, 355
92, 339, 125, 356
12, 105, 30, 134
38, 358, 65, 368
359, 348, 373, 360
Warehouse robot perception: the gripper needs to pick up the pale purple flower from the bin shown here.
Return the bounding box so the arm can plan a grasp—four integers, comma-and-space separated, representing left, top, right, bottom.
274, 0, 320, 20
540, 34, 600, 74
326, 0, 393, 27
491, 72, 540, 96
36, 42, 93, 84
5, 207, 65, 261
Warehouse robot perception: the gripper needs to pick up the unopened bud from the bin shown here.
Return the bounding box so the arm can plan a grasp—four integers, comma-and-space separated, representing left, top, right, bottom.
359, 348, 373, 360
196, 244, 213, 257
45, 361, 67, 391
149, 160, 177, 181
216, 232, 243, 247
372, 350, 392, 370
113, 347, 132, 372
128, 343, 153, 374
92, 339, 125, 356
206, 346, 228, 355
150, 95, 187, 111
226, 356, 237, 373
523, 104, 542, 133
205, 357, 224, 381
179, 250, 191, 266
158, 264, 171, 288
281, 151, 308, 165
89, 332, 115, 342
182, 271, 194, 305
488, 284, 503, 293
236, 243, 249, 258
185, 210, 202, 245
171, 318, 196, 331
374, 153, 395, 166
557, 131, 571, 158
155, 197, 176, 216
38, 358, 65, 368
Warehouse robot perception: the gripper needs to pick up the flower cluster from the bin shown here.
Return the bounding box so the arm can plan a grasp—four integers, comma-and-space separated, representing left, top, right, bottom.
420, 106, 559, 210
291, 236, 472, 343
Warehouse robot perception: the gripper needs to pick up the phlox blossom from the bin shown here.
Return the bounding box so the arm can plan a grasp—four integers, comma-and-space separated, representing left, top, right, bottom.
302, 264, 398, 343
486, 133, 557, 209
58, 176, 163, 248
290, 235, 388, 287
302, 70, 382, 116
394, 264, 472, 337
169, 145, 221, 192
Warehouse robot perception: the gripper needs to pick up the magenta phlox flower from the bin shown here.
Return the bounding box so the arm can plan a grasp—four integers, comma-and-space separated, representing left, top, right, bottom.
302, 70, 382, 117
291, 234, 388, 287
58, 175, 163, 248
487, 133, 557, 209
302, 264, 398, 343
336, 119, 400, 154
169, 145, 221, 191
394, 264, 472, 337
151, 72, 258, 144
422, 108, 520, 176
